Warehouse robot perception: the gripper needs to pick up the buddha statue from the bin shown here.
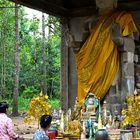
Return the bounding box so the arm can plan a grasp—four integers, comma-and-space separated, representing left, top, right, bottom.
81, 92, 99, 122
87, 99, 95, 113
85, 93, 99, 114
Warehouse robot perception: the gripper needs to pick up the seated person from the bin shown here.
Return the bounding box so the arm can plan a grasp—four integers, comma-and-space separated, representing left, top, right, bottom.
0, 101, 24, 140
33, 114, 52, 140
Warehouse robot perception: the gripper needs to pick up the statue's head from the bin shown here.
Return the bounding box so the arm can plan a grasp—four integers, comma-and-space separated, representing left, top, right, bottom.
95, 0, 117, 13
85, 92, 99, 108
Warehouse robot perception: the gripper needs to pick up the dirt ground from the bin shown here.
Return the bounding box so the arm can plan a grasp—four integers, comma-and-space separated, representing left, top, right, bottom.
12, 116, 38, 140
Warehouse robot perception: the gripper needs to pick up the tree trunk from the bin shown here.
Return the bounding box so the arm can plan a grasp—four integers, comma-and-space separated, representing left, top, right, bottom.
33, 31, 37, 71
12, 2, 20, 116
47, 16, 52, 98
42, 13, 47, 94
0, 9, 6, 98
1, 30, 4, 98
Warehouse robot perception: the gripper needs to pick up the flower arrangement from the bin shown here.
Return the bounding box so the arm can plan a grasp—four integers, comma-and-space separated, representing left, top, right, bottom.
122, 90, 140, 128
24, 91, 51, 128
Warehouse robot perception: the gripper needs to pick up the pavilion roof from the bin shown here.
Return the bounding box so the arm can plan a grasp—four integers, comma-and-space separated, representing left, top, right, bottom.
10, 0, 140, 17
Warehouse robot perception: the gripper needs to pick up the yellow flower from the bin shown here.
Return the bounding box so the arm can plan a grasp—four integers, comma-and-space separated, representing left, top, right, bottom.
45, 95, 48, 99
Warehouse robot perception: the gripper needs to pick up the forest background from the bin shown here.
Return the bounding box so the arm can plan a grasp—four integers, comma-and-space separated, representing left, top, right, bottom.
0, 0, 61, 116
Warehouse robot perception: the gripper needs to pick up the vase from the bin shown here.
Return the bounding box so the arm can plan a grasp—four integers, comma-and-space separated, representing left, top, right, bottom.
47, 127, 58, 139
95, 129, 108, 140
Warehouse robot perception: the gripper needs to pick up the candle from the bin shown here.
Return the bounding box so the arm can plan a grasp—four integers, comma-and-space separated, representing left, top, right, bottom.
98, 98, 103, 129
60, 111, 64, 132
68, 108, 71, 116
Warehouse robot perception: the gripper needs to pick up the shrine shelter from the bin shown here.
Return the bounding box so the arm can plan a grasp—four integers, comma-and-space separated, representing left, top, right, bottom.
11, 0, 140, 114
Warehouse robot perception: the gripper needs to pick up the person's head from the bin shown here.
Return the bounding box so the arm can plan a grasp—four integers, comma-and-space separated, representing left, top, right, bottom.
40, 115, 52, 130
0, 101, 9, 113
95, 0, 117, 14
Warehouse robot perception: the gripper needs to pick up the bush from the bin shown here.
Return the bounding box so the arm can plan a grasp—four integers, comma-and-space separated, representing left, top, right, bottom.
49, 98, 60, 109
21, 86, 39, 98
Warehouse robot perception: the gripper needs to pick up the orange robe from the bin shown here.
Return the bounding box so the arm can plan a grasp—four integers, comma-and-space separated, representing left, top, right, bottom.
76, 11, 138, 105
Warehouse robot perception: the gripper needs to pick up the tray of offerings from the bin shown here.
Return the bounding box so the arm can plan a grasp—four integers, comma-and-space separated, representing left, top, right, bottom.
63, 132, 80, 138
57, 132, 80, 139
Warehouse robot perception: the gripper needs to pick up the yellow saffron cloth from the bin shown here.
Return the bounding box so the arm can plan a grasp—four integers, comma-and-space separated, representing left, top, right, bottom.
76, 11, 138, 105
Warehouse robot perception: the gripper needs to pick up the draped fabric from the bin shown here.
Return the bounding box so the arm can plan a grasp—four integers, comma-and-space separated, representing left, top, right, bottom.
76, 11, 138, 105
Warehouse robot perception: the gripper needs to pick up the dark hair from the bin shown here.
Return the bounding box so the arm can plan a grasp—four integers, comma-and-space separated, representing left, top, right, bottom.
0, 101, 9, 113
40, 115, 52, 129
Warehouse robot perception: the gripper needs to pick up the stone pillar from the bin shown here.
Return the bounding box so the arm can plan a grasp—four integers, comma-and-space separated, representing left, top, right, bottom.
60, 16, 96, 111
60, 18, 78, 111
135, 43, 140, 93
60, 19, 69, 111
68, 47, 78, 108
132, 11, 140, 93
120, 37, 135, 109
105, 36, 136, 116
105, 75, 122, 116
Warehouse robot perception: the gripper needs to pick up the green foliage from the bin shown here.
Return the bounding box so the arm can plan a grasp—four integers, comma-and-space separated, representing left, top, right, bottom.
22, 86, 40, 99
19, 12, 61, 99
0, 0, 15, 98
6, 96, 60, 111
0, 2, 61, 112
17, 96, 31, 111
49, 98, 60, 109
2, 97, 30, 112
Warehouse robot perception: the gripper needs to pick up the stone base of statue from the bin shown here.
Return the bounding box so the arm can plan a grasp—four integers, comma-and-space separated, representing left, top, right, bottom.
81, 111, 96, 124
